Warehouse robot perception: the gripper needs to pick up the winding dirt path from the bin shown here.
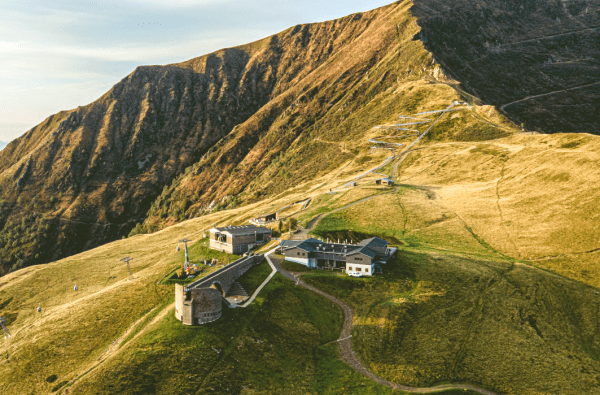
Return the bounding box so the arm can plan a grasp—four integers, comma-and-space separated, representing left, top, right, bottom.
499, 26, 600, 48
65, 303, 175, 391
270, 257, 498, 395
500, 81, 600, 112
292, 188, 400, 240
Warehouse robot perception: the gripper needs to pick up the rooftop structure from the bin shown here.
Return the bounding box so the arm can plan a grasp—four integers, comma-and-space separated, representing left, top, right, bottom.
209, 224, 272, 254
280, 237, 397, 276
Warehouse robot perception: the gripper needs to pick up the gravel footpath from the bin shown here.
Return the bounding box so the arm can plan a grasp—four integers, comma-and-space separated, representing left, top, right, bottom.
271, 256, 499, 395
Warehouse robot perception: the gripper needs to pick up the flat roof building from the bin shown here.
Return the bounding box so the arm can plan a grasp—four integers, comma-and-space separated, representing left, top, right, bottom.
279, 237, 397, 276
250, 212, 277, 226
376, 178, 395, 186
209, 225, 272, 254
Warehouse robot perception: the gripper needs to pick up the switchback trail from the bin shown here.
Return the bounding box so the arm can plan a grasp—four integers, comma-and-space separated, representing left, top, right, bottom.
270, 257, 499, 395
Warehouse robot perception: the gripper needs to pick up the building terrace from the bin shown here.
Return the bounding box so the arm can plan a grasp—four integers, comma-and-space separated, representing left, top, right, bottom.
279, 237, 397, 276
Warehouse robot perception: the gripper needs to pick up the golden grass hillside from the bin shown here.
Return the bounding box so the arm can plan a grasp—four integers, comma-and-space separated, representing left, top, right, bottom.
395, 132, 600, 289
3, 111, 600, 394
0, 180, 339, 393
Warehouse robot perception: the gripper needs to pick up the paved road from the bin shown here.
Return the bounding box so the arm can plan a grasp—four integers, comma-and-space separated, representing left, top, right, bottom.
271, 256, 498, 395
239, 249, 278, 307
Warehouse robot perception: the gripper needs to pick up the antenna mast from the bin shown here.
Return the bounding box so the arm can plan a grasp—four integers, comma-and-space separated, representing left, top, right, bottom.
121, 257, 133, 280
179, 239, 191, 270
0, 316, 10, 339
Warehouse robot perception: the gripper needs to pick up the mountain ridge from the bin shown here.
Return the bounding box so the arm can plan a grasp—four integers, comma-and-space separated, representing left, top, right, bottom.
0, 0, 598, 275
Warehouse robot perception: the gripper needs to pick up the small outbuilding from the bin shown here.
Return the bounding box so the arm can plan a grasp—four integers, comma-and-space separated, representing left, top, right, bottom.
250, 212, 277, 225
376, 178, 395, 186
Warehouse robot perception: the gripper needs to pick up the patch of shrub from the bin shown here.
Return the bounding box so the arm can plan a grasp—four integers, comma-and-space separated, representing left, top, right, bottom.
51, 381, 68, 392
45, 375, 58, 383
559, 141, 581, 149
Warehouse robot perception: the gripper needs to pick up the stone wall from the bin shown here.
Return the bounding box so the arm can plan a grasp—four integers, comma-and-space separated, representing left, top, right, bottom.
174, 255, 264, 325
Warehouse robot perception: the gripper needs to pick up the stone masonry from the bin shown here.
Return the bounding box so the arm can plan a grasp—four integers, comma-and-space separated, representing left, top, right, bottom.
175, 255, 263, 325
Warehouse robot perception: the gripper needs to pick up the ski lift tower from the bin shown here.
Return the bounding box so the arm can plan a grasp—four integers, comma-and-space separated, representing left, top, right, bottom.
179, 239, 191, 271
121, 257, 133, 280
0, 316, 10, 338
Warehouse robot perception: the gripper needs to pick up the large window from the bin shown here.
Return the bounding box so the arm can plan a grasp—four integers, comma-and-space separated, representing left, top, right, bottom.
356, 267, 362, 272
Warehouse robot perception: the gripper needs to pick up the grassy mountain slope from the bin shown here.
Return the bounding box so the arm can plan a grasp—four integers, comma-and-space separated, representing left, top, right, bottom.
3, 130, 600, 394
141, 1, 516, 230
1, 2, 600, 391
0, 2, 414, 275
1, 0, 598, 277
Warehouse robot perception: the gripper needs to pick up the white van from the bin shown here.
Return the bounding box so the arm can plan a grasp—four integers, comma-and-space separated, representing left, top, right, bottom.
348, 272, 363, 278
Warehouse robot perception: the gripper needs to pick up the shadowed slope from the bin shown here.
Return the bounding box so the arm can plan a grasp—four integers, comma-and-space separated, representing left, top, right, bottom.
411, 0, 600, 134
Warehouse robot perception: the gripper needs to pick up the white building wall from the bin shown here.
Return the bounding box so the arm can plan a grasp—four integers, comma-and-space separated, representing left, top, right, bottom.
285, 256, 310, 266
345, 263, 375, 276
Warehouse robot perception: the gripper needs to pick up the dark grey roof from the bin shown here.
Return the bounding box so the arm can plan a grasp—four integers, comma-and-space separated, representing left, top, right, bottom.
212, 224, 271, 236
281, 237, 390, 260
281, 238, 320, 252
358, 237, 389, 248
280, 239, 303, 248
346, 246, 377, 258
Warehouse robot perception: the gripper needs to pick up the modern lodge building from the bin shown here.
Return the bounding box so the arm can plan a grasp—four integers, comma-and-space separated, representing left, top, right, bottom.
279, 237, 397, 276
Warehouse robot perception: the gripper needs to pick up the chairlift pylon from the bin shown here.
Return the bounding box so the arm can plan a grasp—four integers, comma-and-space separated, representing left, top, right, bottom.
0, 316, 10, 338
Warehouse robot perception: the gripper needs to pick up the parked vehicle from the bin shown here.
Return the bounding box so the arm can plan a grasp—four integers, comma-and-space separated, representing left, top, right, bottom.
348, 272, 363, 278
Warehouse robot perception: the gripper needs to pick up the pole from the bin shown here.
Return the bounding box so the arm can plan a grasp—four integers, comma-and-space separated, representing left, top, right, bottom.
179, 239, 191, 270
121, 257, 133, 280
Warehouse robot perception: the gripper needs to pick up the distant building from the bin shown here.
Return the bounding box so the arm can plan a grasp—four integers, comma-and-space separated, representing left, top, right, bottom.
279, 237, 397, 276
250, 212, 277, 226
209, 224, 272, 254
376, 178, 394, 186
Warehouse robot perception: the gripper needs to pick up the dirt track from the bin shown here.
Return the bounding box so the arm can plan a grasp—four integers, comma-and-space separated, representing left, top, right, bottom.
271, 257, 499, 395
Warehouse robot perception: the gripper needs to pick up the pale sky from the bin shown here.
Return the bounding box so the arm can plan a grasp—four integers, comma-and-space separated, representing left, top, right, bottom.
0, 0, 394, 143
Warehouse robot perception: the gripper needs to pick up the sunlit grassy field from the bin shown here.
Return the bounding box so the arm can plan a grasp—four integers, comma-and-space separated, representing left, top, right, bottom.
3, 105, 600, 394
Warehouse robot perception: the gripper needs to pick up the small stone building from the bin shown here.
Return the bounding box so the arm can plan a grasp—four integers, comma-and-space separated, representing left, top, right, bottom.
250, 213, 277, 226
376, 178, 395, 186
209, 224, 272, 254
175, 255, 262, 325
